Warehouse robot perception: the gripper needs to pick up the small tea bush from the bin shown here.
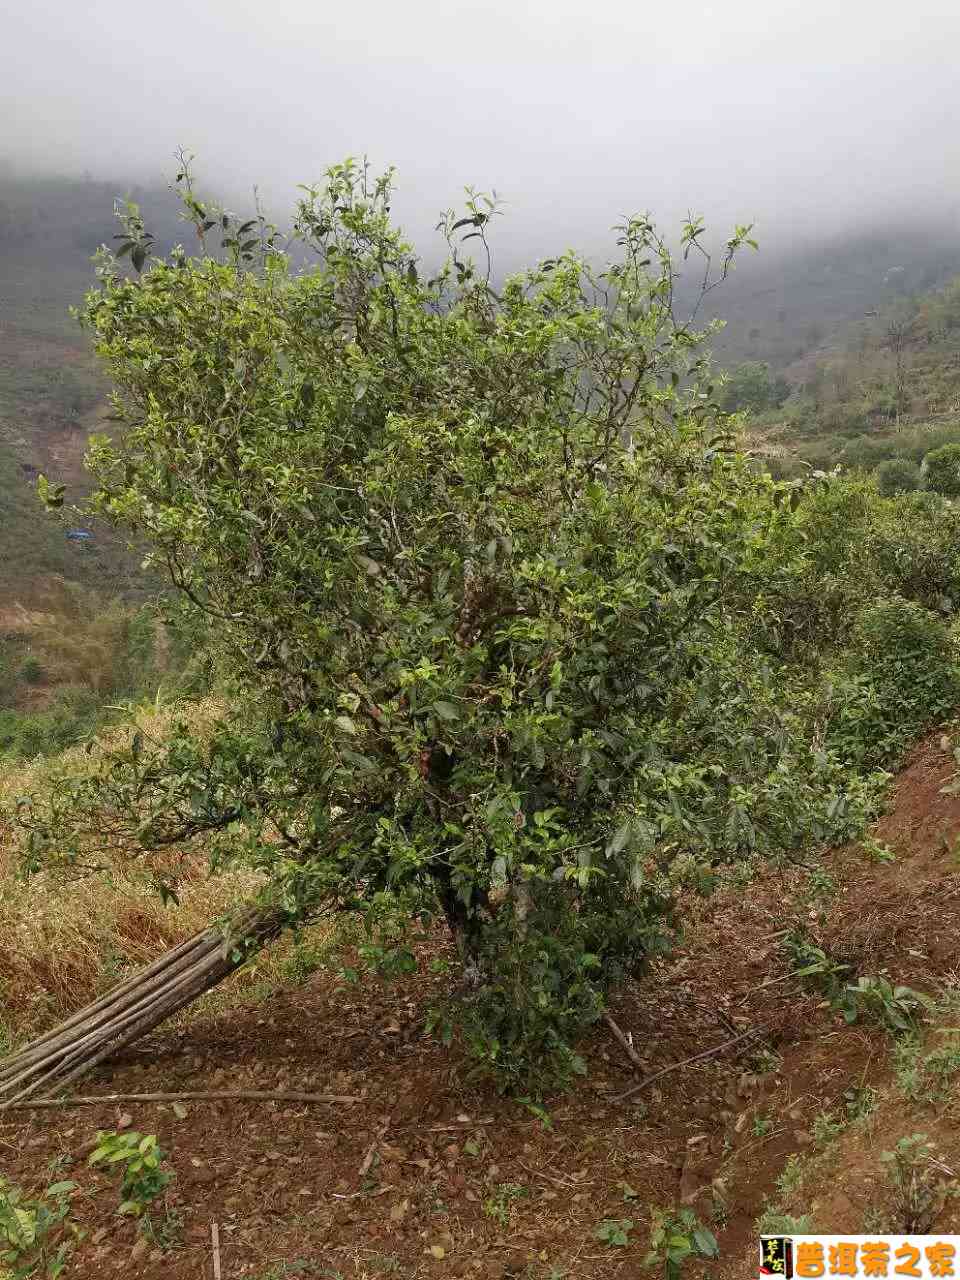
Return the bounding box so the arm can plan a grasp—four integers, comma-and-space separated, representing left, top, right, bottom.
924, 443, 960, 497
18, 656, 45, 686
828, 598, 960, 767
0, 1175, 79, 1278
839, 976, 932, 1036
876, 459, 922, 496
645, 1208, 718, 1279
88, 1131, 174, 1217
880, 1134, 957, 1233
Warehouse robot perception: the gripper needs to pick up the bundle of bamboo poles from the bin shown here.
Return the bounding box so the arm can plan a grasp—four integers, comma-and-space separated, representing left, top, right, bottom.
0, 906, 285, 1109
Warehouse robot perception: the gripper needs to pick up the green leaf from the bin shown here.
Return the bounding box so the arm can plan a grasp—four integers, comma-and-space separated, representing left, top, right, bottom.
596, 1218, 633, 1246
36, 474, 65, 509
432, 701, 460, 721
606, 821, 632, 856
692, 1226, 719, 1257
44, 1182, 77, 1197
339, 748, 377, 773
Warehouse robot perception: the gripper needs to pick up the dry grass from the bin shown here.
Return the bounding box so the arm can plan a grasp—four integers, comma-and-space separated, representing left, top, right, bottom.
1, 576, 159, 705
0, 695, 272, 1043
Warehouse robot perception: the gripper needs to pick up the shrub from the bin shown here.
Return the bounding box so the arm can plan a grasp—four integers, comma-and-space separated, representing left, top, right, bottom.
924, 443, 960, 496
19, 655, 45, 685
828, 598, 960, 766
645, 1208, 718, 1279
860, 490, 960, 613
0, 686, 102, 760
88, 1131, 174, 1217
877, 459, 922, 496
880, 1134, 956, 1233
0, 1175, 79, 1277
777, 478, 960, 655
719, 361, 789, 413
26, 160, 775, 1090
839, 976, 932, 1035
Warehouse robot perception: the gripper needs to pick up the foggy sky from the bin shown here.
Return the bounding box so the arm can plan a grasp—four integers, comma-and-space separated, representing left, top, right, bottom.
3, 0, 960, 257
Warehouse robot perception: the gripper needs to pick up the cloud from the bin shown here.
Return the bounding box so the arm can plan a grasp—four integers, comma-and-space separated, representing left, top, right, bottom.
3, 0, 959, 254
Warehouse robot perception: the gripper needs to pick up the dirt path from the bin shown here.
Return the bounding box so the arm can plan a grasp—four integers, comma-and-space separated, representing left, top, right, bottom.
5, 735, 960, 1279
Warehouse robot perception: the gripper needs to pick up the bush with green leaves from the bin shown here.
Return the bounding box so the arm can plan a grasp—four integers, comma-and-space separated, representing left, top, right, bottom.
719, 360, 790, 414
766, 476, 960, 656
0, 686, 103, 760
88, 1131, 173, 1217
857, 490, 960, 615
783, 928, 850, 998
0, 1176, 79, 1278
895, 1032, 960, 1105
18, 158, 960, 1091
755, 1209, 816, 1235
827, 597, 960, 767
839, 976, 932, 1036
645, 1208, 718, 1278
924, 443, 960, 496
876, 458, 922, 496
481, 1182, 527, 1227
596, 1217, 635, 1247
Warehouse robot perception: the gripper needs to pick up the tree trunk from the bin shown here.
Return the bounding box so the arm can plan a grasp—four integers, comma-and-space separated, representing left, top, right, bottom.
0, 905, 287, 1108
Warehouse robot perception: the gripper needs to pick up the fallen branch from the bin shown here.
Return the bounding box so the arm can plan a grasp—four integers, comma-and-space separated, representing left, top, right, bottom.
736, 972, 795, 1003
0, 1089, 362, 1110
517, 1158, 589, 1189
358, 1123, 388, 1178
602, 1009, 645, 1072
613, 1025, 766, 1104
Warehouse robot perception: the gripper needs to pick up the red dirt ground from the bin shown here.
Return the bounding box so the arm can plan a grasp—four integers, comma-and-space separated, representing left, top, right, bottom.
4, 734, 960, 1279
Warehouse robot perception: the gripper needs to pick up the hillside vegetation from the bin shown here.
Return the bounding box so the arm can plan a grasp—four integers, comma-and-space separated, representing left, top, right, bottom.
0, 176, 201, 759
706, 221, 960, 370
724, 271, 960, 481
0, 172, 185, 591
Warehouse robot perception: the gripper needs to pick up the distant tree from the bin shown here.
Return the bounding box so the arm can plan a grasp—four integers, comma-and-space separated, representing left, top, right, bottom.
919, 277, 960, 341
876, 459, 922, 497
719, 361, 789, 413
885, 313, 918, 429
923, 443, 960, 497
